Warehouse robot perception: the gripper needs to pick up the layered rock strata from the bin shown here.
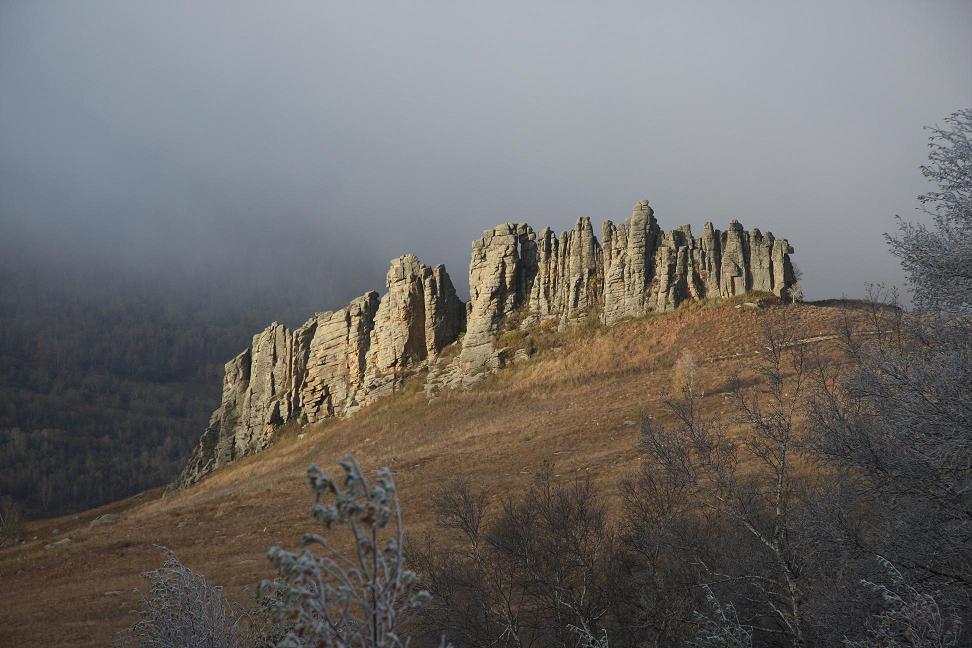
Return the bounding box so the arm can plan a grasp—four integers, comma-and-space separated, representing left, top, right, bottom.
176, 200, 796, 488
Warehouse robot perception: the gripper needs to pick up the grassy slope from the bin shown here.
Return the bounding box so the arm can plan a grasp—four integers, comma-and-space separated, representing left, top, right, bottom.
0, 299, 863, 647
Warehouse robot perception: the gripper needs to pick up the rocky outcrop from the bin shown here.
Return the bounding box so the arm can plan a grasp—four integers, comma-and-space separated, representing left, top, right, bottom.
459, 224, 532, 371
522, 218, 602, 322
424, 263, 466, 356
718, 221, 794, 298
365, 255, 464, 400
175, 349, 251, 484
175, 257, 462, 489
602, 200, 662, 322
457, 201, 797, 370
720, 220, 749, 297
175, 199, 798, 489
458, 218, 605, 372
557, 217, 603, 320
297, 291, 380, 424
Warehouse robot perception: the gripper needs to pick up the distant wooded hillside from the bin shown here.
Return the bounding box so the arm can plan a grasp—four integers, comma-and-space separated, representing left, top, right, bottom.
0, 260, 329, 519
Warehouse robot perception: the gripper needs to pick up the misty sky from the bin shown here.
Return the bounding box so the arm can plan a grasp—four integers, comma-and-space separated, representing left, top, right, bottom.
2, 1, 971, 307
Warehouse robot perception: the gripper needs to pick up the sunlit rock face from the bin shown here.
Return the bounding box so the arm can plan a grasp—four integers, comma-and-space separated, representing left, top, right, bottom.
363, 254, 465, 402
175, 199, 796, 488
459, 223, 532, 372
297, 291, 381, 424
602, 200, 662, 324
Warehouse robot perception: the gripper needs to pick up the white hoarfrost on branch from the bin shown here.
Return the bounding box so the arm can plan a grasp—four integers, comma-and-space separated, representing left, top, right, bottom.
845, 558, 961, 648
686, 586, 754, 648
261, 454, 438, 648
888, 108, 972, 316
114, 549, 260, 648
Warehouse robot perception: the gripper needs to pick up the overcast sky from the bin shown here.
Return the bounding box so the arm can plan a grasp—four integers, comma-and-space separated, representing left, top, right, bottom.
2, 1, 970, 306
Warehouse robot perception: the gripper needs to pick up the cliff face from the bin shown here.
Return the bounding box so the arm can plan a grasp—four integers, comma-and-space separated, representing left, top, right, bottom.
175, 200, 796, 488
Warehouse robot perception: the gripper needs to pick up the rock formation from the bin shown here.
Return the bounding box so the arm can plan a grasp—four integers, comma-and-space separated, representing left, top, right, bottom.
602, 200, 662, 323
296, 291, 381, 424
455, 201, 795, 371
175, 257, 463, 488
364, 255, 465, 400
175, 199, 797, 488
459, 224, 533, 371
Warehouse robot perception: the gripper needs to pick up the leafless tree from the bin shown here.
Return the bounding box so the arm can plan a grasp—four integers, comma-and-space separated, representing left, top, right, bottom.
807, 112, 972, 644
0, 495, 23, 545
807, 300, 971, 638
629, 314, 827, 647
415, 469, 614, 648
686, 586, 753, 648
726, 315, 812, 645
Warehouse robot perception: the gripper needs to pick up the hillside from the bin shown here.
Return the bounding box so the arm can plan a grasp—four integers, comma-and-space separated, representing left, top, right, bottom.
0, 299, 863, 647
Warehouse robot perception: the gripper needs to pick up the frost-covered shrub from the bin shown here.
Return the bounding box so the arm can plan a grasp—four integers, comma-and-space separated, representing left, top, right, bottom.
686, 587, 753, 648
115, 549, 259, 648
569, 625, 610, 648
261, 455, 431, 648
845, 559, 961, 648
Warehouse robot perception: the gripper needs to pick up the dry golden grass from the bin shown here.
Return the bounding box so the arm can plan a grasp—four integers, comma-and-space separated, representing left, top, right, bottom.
0, 299, 866, 647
